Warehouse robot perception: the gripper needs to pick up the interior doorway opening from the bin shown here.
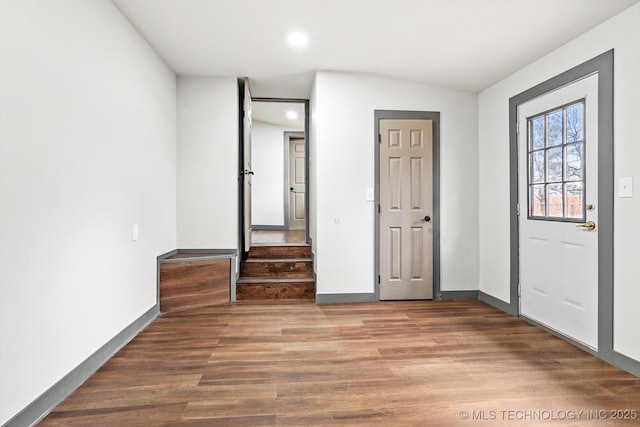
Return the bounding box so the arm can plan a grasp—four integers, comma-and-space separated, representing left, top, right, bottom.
250, 99, 309, 246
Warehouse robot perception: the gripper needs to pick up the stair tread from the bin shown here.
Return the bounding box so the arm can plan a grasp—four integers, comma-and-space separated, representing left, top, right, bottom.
240, 243, 315, 301
237, 277, 315, 284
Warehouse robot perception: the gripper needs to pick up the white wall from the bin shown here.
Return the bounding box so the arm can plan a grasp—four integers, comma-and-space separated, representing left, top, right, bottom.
478, 4, 640, 361
313, 72, 479, 295
252, 121, 288, 227
176, 77, 238, 249
0, 0, 177, 424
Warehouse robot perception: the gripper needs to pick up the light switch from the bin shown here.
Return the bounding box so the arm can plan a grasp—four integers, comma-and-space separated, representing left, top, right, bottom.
366, 188, 374, 201
132, 224, 139, 241
619, 177, 633, 198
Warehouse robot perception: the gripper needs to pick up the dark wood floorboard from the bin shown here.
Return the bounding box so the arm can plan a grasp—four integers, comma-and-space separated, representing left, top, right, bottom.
252, 230, 306, 245
40, 300, 640, 426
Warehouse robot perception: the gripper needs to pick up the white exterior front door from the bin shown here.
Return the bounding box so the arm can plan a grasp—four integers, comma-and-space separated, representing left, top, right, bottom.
518, 74, 599, 349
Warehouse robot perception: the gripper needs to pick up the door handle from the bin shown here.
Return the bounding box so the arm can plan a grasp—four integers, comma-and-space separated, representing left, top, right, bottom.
576, 221, 596, 231
423, 215, 431, 222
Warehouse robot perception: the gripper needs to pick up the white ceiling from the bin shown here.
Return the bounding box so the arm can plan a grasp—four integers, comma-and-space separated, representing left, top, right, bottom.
113, 0, 639, 98
252, 101, 305, 130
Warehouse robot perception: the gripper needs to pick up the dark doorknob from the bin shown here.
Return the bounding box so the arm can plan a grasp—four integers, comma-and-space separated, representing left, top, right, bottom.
290, 187, 294, 191
424, 215, 431, 222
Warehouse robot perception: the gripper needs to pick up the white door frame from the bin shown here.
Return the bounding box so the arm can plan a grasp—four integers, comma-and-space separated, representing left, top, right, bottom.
374, 110, 441, 301
508, 51, 619, 363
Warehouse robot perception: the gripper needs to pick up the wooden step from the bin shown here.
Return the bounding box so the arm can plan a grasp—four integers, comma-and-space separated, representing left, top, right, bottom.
239, 244, 315, 301
248, 244, 311, 259
240, 258, 313, 278
236, 278, 315, 300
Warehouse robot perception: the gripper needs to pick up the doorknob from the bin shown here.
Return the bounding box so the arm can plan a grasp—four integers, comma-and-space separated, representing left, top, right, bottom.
576, 221, 596, 231
290, 187, 294, 191
423, 215, 431, 222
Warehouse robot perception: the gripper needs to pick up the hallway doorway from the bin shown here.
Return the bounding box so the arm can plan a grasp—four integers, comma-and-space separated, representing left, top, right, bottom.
249, 99, 309, 245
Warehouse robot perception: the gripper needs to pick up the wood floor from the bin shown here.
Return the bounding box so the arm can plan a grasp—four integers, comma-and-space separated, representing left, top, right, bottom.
40, 300, 640, 426
252, 230, 306, 245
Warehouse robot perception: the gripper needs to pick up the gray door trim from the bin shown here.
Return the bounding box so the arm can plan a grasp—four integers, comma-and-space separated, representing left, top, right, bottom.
509, 51, 617, 361
237, 79, 247, 258
374, 110, 441, 301
284, 131, 305, 230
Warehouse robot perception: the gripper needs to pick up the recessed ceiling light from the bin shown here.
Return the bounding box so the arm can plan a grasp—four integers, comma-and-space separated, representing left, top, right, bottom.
287, 32, 308, 47
286, 111, 298, 119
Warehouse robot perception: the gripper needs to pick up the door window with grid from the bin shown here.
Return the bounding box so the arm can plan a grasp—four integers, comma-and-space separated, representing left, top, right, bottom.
527, 100, 585, 221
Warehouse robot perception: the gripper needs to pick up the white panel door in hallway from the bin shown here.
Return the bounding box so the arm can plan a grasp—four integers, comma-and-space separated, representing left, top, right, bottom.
379, 119, 433, 300
289, 137, 305, 230
518, 74, 599, 349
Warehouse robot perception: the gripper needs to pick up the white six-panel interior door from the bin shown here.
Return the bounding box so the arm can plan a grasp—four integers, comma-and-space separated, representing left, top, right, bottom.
289, 137, 306, 230
379, 119, 434, 300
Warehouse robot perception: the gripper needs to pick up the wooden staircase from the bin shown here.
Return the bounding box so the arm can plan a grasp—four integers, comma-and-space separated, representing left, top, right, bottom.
237, 244, 315, 300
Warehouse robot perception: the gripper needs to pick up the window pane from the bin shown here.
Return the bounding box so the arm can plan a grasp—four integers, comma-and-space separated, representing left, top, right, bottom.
548, 183, 563, 217
566, 103, 584, 143
547, 147, 563, 182
531, 116, 545, 150
531, 185, 546, 216
526, 101, 585, 222
565, 182, 584, 219
547, 110, 563, 147
566, 143, 583, 181
531, 151, 545, 184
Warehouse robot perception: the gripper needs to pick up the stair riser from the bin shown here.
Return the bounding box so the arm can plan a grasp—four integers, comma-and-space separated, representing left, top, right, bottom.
241, 261, 313, 278
249, 246, 311, 259
240, 245, 314, 300
236, 283, 315, 300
